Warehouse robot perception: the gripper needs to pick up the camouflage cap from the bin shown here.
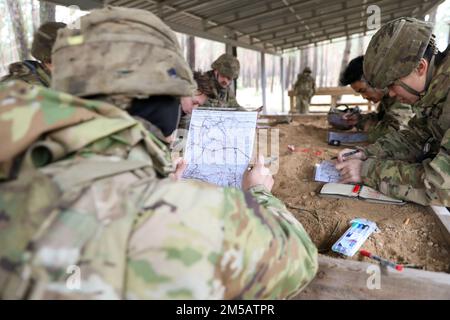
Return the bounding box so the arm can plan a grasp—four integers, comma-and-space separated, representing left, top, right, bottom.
31, 22, 67, 63
364, 17, 434, 88
303, 67, 312, 73
52, 6, 196, 99
211, 54, 240, 79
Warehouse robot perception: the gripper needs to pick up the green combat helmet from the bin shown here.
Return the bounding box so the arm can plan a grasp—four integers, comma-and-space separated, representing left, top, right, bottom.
52, 6, 196, 99
211, 53, 240, 79
364, 17, 434, 90
303, 67, 312, 74
31, 22, 67, 63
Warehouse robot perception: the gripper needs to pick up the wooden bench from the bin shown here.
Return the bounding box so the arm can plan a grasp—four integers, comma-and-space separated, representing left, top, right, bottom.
288, 86, 375, 113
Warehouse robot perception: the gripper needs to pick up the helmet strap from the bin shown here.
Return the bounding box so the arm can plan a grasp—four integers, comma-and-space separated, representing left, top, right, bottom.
394, 54, 435, 99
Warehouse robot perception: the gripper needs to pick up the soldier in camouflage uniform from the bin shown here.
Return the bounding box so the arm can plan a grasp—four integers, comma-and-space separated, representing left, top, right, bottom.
336, 17, 450, 206
0, 7, 317, 299
204, 53, 247, 110
338, 55, 413, 143
293, 67, 316, 114
0, 22, 66, 87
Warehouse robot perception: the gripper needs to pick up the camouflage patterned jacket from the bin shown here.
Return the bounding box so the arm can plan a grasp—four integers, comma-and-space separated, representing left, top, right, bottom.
360, 47, 450, 206
0, 60, 51, 87
0, 81, 318, 299
204, 70, 246, 111
357, 96, 413, 143
293, 74, 316, 97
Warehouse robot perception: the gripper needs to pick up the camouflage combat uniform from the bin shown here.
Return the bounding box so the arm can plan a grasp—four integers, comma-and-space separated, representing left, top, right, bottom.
293, 68, 316, 114
0, 81, 317, 299
360, 17, 450, 206
0, 7, 317, 300
357, 96, 413, 143
0, 61, 51, 87
203, 70, 247, 111
205, 54, 246, 111
0, 22, 66, 88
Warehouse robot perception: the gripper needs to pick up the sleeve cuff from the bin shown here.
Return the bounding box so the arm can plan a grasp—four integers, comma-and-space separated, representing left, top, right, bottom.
361, 158, 378, 187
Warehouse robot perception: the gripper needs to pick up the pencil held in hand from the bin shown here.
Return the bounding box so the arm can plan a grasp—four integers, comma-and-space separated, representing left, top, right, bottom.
331, 150, 360, 160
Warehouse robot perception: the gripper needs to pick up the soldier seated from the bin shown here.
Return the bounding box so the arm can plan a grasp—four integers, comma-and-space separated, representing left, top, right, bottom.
0, 6, 318, 300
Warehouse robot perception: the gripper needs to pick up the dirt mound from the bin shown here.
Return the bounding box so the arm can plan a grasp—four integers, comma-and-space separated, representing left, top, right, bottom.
269, 116, 450, 273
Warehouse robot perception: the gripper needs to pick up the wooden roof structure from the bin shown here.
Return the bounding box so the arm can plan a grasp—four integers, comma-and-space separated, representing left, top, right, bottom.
44, 0, 444, 54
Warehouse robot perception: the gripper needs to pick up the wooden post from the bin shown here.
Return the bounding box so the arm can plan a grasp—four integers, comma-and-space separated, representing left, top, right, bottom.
186, 35, 195, 70
331, 95, 338, 107
294, 255, 450, 300
280, 56, 285, 113
430, 206, 450, 246
288, 90, 295, 113
261, 52, 267, 114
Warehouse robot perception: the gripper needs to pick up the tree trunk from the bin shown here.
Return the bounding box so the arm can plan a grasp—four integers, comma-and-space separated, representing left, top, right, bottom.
448, 23, 450, 46
40, 1, 56, 24
6, 0, 29, 61
339, 37, 352, 77
270, 55, 275, 92
313, 45, 318, 79
323, 45, 328, 86
31, 0, 39, 32
186, 35, 195, 70
358, 35, 364, 56
427, 7, 437, 23
300, 49, 306, 73
285, 55, 292, 89
255, 53, 260, 92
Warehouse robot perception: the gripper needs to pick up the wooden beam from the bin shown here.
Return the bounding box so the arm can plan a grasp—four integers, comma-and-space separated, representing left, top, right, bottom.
162, 0, 238, 20
239, 0, 386, 39
43, 0, 103, 10
294, 255, 450, 300
430, 206, 450, 246
206, 0, 315, 31
271, 2, 421, 47
280, 56, 285, 113
165, 21, 279, 55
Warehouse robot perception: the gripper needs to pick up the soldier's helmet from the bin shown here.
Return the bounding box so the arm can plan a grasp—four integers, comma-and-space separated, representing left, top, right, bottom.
303, 67, 312, 74
211, 53, 240, 79
364, 17, 434, 89
52, 6, 196, 99
31, 22, 67, 63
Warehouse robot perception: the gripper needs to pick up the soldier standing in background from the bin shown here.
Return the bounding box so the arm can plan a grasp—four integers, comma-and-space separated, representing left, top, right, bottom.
293, 67, 316, 114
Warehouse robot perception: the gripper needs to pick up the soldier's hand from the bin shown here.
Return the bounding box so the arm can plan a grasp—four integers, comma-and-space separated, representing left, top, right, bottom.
337, 148, 367, 162
169, 157, 187, 181
242, 155, 274, 192
335, 159, 363, 184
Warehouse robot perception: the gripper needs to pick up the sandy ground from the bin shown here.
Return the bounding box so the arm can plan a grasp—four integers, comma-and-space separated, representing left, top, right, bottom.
264, 115, 450, 273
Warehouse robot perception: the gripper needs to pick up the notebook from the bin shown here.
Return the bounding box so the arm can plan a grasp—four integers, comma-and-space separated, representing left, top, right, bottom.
319, 183, 405, 205
314, 160, 341, 183
327, 131, 368, 144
